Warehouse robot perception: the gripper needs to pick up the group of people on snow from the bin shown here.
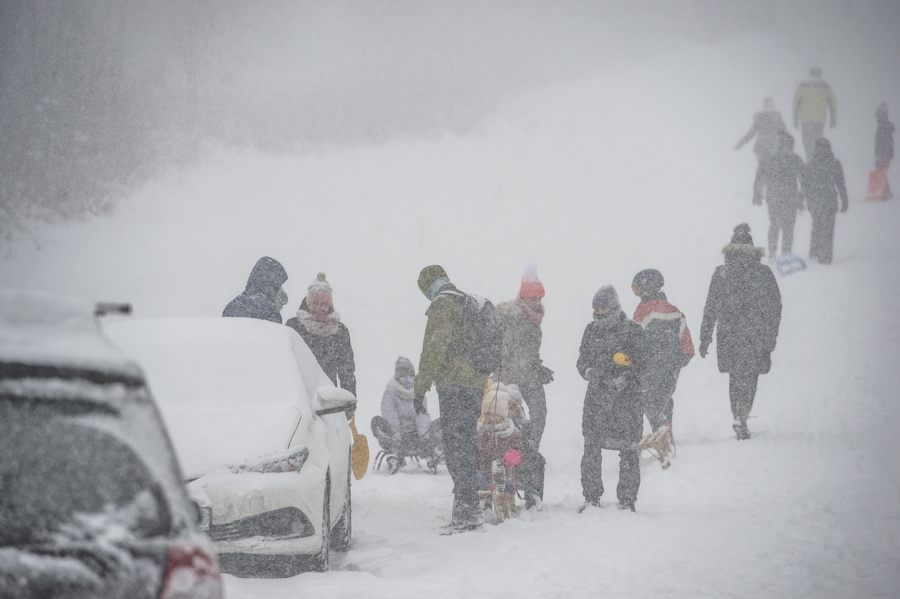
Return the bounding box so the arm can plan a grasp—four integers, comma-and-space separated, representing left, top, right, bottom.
221, 242, 783, 531
737, 66, 893, 266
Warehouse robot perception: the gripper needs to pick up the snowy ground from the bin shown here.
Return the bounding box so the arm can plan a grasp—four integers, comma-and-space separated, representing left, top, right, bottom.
2, 6, 900, 599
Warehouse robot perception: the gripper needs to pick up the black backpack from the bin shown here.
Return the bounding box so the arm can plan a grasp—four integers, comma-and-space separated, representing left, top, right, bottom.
439, 291, 503, 375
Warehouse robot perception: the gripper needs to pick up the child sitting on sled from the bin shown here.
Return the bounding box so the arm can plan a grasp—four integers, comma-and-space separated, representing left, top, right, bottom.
475, 383, 526, 519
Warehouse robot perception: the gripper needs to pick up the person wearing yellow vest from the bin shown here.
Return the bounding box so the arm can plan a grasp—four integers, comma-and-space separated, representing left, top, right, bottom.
792, 66, 837, 161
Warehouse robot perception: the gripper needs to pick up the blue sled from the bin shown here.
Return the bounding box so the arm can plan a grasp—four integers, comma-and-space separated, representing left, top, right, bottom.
775, 252, 807, 275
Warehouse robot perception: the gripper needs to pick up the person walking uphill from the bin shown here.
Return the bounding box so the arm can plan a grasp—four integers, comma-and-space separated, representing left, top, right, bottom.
873, 103, 894, 200
223, 256, 289, 323
414, 265, 491, 533
792, 66, 837, 161
699, 224, 782, 441
801, 138, 848, 264
285, 273, 356, 396
496, 264, 554, 451
753, 131, 805, 260
577, 285, 647, 512
630, 269, 694, 434
736, 96, 788, 166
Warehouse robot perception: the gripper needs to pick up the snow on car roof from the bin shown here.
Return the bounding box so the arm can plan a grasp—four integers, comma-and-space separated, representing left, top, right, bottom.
0, 288, 141, 378
104, 317, 334, 478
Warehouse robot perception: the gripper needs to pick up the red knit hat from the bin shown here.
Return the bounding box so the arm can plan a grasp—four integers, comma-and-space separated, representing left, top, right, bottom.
518, 263, 545, 298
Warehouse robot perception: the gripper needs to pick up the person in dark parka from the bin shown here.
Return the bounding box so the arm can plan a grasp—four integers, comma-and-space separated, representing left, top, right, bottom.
285, 273, 356, 396
736, 96, 789, 166
801, 138, 848, 264
699, 224, 782, 440
753, 131, 805, 260
576, 285, 647, 512
222, 256, 288, 324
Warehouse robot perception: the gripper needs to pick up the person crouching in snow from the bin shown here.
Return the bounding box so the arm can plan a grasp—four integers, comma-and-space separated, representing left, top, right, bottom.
631, 269, 694, 437
475, 383, 525, 517
372, 357, 440, 471
577, 285, 647, 512
286, 272, 357, 397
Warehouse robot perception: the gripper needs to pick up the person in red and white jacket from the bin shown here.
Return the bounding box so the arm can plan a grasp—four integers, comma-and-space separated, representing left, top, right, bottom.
631, 269, 694, 433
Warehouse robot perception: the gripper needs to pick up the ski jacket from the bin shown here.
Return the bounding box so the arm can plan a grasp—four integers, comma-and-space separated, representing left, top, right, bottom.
414, 283, 490, 395
632, 295, 694, 372
699, 244, 782, 375
497, 299, 549, 389
222, 256, 287, 324
381, 377, 431, 439
285, 298, 357, 395
876, 118, 895, 167
802, 143, 848, 213
753, 149, 805, 206
474, 419, 525, 477
736, 110, 788, 160
792, 77, 837, 126
577, 310, 647, 444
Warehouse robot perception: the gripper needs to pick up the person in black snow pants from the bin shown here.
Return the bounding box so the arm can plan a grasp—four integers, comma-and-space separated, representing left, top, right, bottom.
630, 269, 694, 434
413, 265, 490, 534
222, 256, 288, 323
754, 131, 805, 261
735, 96, 789, 167
699, 224, 782, 441
801, 138, 848, 264
875, 102, 894, 200
576, 285, 647, 512
496, 264, 554, 452
285, 272, 357, 397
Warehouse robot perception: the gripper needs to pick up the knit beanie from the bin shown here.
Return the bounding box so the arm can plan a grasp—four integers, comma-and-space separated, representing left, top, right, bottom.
482, 387, 510, 418
631, 269, 664, 294
518, 262, 545, 298
394, 356, 415, 379
307, 272, 333, 306
730, 223, 754, 245
592, 285, 620, 311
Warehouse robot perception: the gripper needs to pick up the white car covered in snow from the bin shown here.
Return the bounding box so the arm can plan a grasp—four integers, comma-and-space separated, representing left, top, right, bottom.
105, 317, 356, 577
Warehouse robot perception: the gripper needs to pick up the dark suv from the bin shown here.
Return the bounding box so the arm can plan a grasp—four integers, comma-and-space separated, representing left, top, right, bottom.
0, 290, 223, 599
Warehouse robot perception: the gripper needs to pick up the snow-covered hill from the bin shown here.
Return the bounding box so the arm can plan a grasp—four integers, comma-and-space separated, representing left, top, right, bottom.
2, 4, 899, 598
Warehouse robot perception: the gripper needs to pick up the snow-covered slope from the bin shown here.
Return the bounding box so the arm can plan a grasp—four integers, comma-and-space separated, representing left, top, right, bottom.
2, 6, 899, 598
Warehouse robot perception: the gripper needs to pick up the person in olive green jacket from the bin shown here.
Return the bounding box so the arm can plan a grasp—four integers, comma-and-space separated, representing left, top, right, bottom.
414, 265, 490, 533
792, 66, 837, 160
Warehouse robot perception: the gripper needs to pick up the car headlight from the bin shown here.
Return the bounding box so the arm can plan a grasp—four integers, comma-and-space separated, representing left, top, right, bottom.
230, 446, 309, 474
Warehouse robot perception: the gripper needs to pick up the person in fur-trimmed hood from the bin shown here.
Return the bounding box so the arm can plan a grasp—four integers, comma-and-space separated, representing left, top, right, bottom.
496, 263, 553, 451
631, 269, 694, 433
699, 224, 782, 440
285, 272, 357, 396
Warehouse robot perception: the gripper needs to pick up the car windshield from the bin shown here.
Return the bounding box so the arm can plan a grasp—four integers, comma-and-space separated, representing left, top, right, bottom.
0, 377, 186, 545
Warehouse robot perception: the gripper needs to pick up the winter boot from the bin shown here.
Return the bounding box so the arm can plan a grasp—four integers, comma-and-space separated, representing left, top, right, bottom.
440, 499, 485, 535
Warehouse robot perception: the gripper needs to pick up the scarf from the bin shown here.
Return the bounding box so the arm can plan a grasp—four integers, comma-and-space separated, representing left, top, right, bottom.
515, 296, 545, 326
424, 277, 451, 301
296, 308, 341, 337
592, 309, 623, 332
386, 377, 416, 401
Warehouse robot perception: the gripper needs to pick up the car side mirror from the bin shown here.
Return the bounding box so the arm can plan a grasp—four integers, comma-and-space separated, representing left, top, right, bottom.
315, 386, 357, 416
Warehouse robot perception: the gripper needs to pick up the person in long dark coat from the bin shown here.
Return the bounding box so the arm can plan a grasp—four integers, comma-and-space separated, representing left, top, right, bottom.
699, 224, 782, 440
576, 285, 647, 512
222, 256, 288, 323
753, 132, 805, 260
801, 138, 848, 264
285, 273, 357, 396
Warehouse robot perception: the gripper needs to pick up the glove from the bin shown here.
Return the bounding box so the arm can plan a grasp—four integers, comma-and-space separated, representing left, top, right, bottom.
538, 365, 554, 384
698, 342, 709, 358
841, 202, 848, 213
413, 394, 427, 415
752, 195, 762, 206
